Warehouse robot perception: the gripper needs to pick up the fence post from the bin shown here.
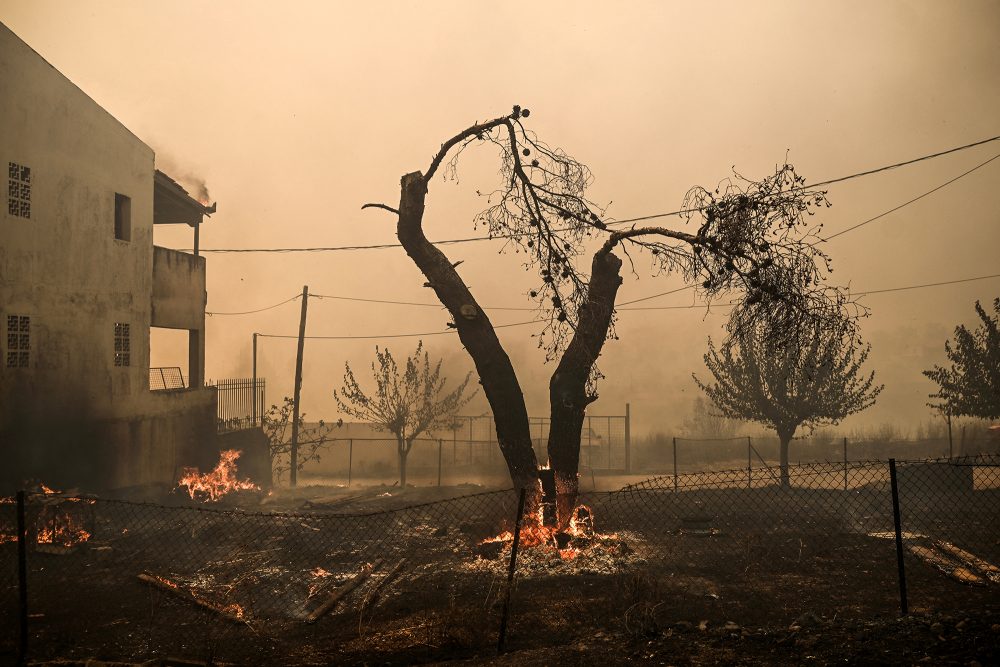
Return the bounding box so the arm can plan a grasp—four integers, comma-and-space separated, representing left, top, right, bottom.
672, 437, 678, 492
624, 403, 631, 474
251, 332, 258, 426
498, 488, 527, 654
888, 459, 908, 616
16, 490, 28, 663
747, 436, 752, 489
437, 439, 443, 487
946, 411, 953, 460
347, 439, 353, 488
843, 437, 848, 491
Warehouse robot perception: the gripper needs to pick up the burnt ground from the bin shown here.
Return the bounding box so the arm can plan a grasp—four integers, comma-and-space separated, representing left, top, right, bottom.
1, 478, 999, 666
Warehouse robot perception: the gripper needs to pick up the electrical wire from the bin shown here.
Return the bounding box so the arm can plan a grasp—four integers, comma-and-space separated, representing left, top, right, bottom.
618, 273, 1000, 310
195, 134, 1000, 254
206, 142, 1000, 315
254, 272, 1000, 338
206, 294, 300, 316
256, 317, 540, 340
823, 153, 1000, 241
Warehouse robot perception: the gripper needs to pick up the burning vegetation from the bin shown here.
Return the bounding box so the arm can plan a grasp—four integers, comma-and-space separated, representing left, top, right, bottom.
176, 449, 260, 502
1, 483, 95, 550
474, 501, 641, 575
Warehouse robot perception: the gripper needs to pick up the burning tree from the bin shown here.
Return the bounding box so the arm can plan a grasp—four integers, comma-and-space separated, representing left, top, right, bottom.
362, 106, 857, 524
693, 316, 882, 487
924, 298, 1000, 420
333, 341, 475, 487
262, 397, 335, 484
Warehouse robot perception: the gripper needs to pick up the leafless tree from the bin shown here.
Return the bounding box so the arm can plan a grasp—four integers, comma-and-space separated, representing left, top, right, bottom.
262, 397, 335, 485
333, 341, 475, 487
364, 106, 858, 524
694, 317, 882, 486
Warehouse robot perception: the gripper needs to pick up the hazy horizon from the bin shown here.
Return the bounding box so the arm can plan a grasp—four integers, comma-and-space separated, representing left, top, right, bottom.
4, 0, 998, 437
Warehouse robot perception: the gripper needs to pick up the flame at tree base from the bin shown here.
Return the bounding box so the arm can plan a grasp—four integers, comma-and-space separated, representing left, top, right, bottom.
177, 450, 260, 502
479, 504, 614, 561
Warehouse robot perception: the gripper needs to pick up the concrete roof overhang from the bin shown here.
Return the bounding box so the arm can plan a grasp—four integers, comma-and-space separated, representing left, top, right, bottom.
153, 170, 216, 227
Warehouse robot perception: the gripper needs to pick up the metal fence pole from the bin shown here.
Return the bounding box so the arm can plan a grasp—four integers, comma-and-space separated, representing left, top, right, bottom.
17, 490, 28, 663
888, 459, 908, 616
497, 488, 527, 654
843, 437, 848, 491
624, 403, 631, 473
347, 439, 353, 488
438, 439, 443, 487
672, 437, 678, 492
747, 436, 752, 489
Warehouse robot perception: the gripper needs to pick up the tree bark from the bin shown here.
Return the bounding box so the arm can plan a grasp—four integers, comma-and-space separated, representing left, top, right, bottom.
547, 249, 624, 528
396, 172, 539, 495
777, 430, 794, 488
398, 442, 408, 489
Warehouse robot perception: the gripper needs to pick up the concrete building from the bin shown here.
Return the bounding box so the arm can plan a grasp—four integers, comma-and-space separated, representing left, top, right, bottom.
0, 22, 220, 491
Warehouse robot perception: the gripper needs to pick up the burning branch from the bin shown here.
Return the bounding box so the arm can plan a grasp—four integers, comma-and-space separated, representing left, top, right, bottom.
306, 558, 384, 624
138, 572, 248, 623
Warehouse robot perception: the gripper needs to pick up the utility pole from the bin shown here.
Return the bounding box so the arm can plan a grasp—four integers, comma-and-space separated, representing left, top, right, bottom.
290, 286, 309, 487
251, 332, 258, 426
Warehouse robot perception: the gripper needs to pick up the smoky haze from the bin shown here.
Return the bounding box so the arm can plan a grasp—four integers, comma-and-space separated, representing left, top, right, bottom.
3, 0, 999, 438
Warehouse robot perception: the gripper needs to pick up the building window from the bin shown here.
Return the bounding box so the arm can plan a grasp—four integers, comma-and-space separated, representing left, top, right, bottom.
8, 162, 31, 219
6, 315, 30, 368
114, 322, 131, 367
114, 193, 131, 241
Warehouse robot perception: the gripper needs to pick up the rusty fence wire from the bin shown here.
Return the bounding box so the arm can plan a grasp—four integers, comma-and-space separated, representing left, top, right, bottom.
1, 455, 998, 664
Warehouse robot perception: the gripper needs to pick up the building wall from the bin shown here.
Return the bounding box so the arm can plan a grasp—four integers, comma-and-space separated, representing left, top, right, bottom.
0, 21, 153, 419
0, 23, 214, 492
152, 246, 205, 330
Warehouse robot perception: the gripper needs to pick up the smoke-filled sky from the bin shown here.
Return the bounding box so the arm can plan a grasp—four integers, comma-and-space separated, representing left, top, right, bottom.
3, 1, 998, 435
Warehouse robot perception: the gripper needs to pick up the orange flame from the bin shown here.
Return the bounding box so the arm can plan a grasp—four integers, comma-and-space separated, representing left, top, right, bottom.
36, 510, 91, 547
480, 504, 595, 560
177, 450, 260, 502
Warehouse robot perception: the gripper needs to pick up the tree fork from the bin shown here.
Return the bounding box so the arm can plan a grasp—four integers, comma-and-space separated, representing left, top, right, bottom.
395, 171, 540, 494
547, 248, 624, 527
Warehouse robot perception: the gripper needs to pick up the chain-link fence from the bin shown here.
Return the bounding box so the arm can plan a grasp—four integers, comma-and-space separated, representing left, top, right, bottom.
2, 454, 998, 664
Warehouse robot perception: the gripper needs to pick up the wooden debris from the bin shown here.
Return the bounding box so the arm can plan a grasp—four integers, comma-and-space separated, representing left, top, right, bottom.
138, 573, 248, 623
306, 558, 384, 624
935, 540, 1000, 583
905, 545, 985, 586
366, 557, 408, 602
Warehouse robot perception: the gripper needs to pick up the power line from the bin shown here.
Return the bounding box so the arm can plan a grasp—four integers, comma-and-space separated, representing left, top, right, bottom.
311, 293, 532, 312
618, 285, 693, 307
853, 273, 1000, 297
823, 153, 1000, 241
254, 271, 1000, 337
206, 294, 300, 316
210, 152, 998, 317
195, 134, 1000, 254
618, 273, 1000, 310
257, 318, 540, 341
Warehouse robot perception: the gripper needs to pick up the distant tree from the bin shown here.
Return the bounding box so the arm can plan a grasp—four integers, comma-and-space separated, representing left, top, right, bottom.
694, 317, 882, 487
262, 397, 336, 485
333, 341, 476, 488
924, 299, 1000, 420
682, 395, 743, 439
362, 106, 859, 526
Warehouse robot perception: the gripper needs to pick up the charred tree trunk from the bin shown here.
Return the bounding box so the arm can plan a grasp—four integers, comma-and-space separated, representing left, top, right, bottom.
396, 172, 539, 495
547, 249, 624, 528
